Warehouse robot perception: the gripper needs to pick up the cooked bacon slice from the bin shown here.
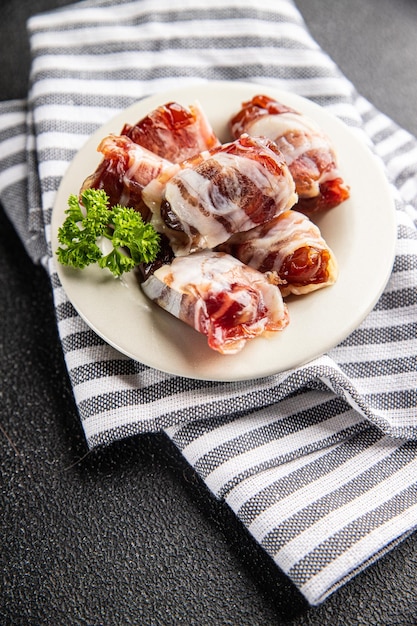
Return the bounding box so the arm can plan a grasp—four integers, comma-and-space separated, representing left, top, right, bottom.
141, 250, 289, 354
142, 134, 297, 256
121, 100, 221, 163
219, 210, 338, 296
230, 94, 350, 213
80, 134, 174, 221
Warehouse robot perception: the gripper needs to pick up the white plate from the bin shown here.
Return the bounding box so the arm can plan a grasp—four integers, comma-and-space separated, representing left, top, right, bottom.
51, 81, 396, 381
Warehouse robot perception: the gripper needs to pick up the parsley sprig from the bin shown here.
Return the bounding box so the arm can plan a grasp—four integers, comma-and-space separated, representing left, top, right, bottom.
56, 188, 160, 277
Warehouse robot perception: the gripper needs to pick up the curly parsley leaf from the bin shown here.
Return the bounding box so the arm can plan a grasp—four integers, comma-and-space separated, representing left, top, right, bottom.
56, 188, 160, 277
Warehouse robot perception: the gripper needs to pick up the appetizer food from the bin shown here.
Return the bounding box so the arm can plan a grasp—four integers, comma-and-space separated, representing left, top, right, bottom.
142, 133, 297, 256
80, 134, 173, 221
58, 92, 349, 355
141, 250, 289, 354
121, 100, 221, 163
218, 210, 338, 296
230, 94, 350, 213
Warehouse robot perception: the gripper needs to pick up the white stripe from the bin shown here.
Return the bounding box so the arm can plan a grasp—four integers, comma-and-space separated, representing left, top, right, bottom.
39, 159, 73, 180
28, 0, 301, 30
58, 313, 91, 339
375, 128, 415, 158
34, 104, 120, 126
387, 146, 417, 180
0, 163, 27, 191
44, 223, 53, 252
382, 408, 417, 429
322, 102, 362, 125
0, 134, 26, 159
363, 113, 392, 139
73, 371, 172, 405
63, 343, 133, 370
330, 337, 417, 366
29, 44, 331, 81
399, 177, 417, 204
52, 285, 73, 310
43, 189, 60, 211
255, 76, 354, 98
35, 131, 88, 154
345, 304, 417, 332
29, 0, 300, 30
0, 110, 26, 132
30, 76, 207, 101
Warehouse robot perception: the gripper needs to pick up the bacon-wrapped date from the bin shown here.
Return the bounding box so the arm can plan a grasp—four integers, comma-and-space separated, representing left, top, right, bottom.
121, 100, 221, 163
142, 133, 297, 256
80, 134, 174, 221
219, 210, 338, 297
230, 94, 350, 213
141, 250, 289, 354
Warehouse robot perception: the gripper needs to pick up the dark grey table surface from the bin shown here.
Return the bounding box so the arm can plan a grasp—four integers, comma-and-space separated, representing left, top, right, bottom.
1, 1, 416, 625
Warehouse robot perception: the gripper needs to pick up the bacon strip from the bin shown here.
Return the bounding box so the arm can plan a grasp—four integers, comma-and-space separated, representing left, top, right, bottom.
230, 94, 350, 213
219, 210, 338, 296
121, 100, 221, 163
141, 250, 289, 354
80, 134, 173, 221
142, 134, 297, 256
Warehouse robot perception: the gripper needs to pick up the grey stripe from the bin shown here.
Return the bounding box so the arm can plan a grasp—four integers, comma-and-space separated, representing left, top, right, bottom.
358, 103, 378, 125
0, 100, 27, 115
35, 119, 101, 137
374, 287, 417, 311
87, 422, 158, 447
395, 165, 417, 200
215, 421, 372, 500
237, 427, 383, 525
0, 149, 26, 170
193, 397, 354, 478
31, 32, 311, 58
398, 224, 417, 240
30, 65, 337, 99
31, 62, 335, 84
339, 321, 417, 347
55, 300, 78, 322
379, 139, 417, 165
369, 123, 406, 146
340, 355, 416, 379
365, 389, 417, 411
70, 358, 149, 385
262, 440, 417, 555
0, 123, 27, 144
392, 254, 417, 272
78, 378, 224, 419
50, 272, 62, 290
37, 147, 79, 163
31, 93, 136, 112
61, 329, 107, 353
288, 481, 417, 587
171, 387, 324, 448
39, 175, 68, 194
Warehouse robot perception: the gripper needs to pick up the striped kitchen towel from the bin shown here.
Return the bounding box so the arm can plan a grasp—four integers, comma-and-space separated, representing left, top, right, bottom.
0, 0, 416, 606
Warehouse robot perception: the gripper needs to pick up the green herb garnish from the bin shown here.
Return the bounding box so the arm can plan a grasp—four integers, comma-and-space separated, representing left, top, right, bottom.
56, 188, 160, 277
